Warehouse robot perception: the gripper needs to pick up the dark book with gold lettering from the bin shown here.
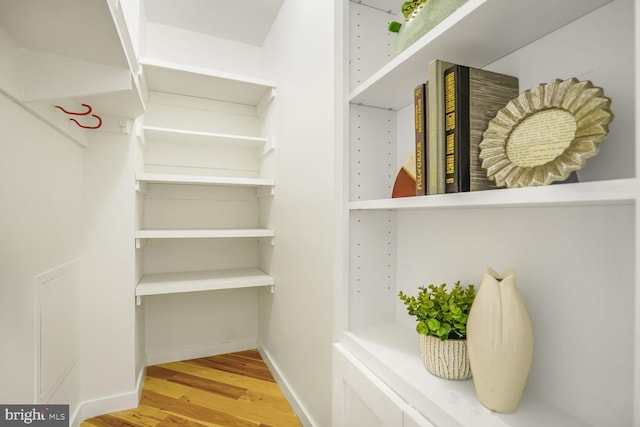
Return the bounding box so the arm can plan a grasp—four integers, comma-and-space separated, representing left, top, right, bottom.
427, 59, 453, 195
414, 82, 428, 195
444, 65, 519, 193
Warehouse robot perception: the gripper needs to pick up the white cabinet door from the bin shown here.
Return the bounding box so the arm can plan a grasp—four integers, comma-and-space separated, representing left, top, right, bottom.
403, 407, 435, 427
334, 344, 405, 427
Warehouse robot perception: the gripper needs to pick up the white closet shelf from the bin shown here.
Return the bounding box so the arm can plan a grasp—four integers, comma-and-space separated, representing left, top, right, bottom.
143, 125, 269, 145
141, 57, 276, 106
341, 324, 591, 427
0, 0, 136, 72
136, 267, 274, 297
135, 229, 275, 239
0, 0, 144, 146
136, 173, 275, 188
349, 0, 612, 110
349, 178, 637, 211
74, 74, 144, 119
135, 228, 275, 249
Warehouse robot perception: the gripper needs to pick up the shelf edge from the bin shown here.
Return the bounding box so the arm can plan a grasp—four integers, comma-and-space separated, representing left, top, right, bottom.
134, 229, 276, 239
143, 125, 268, 143
349, 178, 638, 211
136, 173, 274, 187
136, 268, 274, 296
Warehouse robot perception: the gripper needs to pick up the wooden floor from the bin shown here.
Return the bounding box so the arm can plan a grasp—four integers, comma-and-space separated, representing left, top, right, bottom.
82, 350, 302, 427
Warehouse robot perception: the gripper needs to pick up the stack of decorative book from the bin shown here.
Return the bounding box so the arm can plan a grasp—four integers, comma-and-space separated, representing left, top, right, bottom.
409, 60, 519, 196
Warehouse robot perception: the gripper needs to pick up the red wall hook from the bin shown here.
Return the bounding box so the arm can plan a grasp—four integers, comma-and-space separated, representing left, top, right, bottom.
69, 115, 102, 129
55, 103, 102, 129
55, 103, 92, 115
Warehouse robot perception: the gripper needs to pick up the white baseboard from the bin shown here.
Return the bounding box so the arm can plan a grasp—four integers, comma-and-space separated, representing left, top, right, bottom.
71, 389, 139, 427
70, 367, 145, 427
69, 404, 82, 427
145, 339, 257, 366
257, 345, 317, 427
136, 364, 146, 401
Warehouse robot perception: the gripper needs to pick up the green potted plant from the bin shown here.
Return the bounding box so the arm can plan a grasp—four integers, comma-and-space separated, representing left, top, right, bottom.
398, 281, 475, 380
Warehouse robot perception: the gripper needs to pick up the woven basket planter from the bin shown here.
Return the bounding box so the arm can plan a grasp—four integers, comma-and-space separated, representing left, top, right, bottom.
420, 334, 472, 380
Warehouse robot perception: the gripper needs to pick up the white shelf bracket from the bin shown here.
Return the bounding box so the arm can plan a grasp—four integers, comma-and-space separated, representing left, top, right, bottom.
270, 236, 276, 247
270, 285, 275, 294
135, 119, 145, 145
135, 238, 145, 249
256, 87, 275, 117
262, 136, 276, 156
85, 115, 132, 134
119, 119, 131, 134
135, 181, 148, 194
257, 185, 275, 198
136, 295, 142, 306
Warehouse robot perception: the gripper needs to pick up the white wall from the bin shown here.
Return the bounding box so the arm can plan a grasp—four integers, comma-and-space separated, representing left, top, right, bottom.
0, 93, 84, 410
0, 1, 141, 418
80, 130, 138, 417
143, 23, 262, 76
258, 1, 336, 426
0, 93, 139, 421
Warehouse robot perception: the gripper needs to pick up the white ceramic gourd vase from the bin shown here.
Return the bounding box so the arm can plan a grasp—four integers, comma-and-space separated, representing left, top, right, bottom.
467, 268, 534, 413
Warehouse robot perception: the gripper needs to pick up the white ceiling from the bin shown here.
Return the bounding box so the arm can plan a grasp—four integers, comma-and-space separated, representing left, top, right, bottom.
143, 0, 285, 46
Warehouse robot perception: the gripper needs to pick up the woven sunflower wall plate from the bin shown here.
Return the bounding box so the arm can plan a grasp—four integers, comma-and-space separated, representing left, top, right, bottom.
479, 78, 614, 188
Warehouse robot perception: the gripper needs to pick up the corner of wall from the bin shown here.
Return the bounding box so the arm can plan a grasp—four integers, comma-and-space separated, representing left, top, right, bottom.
257, 344, 317, 427
71, 390, 140, 427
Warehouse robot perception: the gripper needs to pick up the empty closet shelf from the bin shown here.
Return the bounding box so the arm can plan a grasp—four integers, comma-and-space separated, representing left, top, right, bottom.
136, 267, 274, 296
135, 229, 275, 239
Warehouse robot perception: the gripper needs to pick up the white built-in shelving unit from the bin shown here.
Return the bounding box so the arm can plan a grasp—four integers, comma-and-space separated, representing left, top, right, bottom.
0, 0, 144, 146
336, 0, 638, 426
135, 57, 276, 302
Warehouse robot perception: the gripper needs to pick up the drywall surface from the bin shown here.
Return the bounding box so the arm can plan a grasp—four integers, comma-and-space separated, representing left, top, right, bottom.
143, 22, 263, 77
0, 93, 84, 409
258, 1, 337, 426
80, 131, 137, 409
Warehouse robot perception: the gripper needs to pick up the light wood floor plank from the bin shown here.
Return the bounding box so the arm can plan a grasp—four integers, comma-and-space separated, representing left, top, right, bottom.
141, 389, 260, 427
187, 358, 273, 383
156, 414, 209, 427
147, 366, 247, 399
142, 376, 191, 400
81, 415, 133, 427
181, 387, 301, 427
156, 362, 284, 398
81, 350, 301, 427
95, 406, 167, 427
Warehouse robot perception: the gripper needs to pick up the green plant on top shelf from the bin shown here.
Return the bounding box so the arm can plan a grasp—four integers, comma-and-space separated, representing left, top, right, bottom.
398, 281, 475, 340
389, 0, 428, 33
